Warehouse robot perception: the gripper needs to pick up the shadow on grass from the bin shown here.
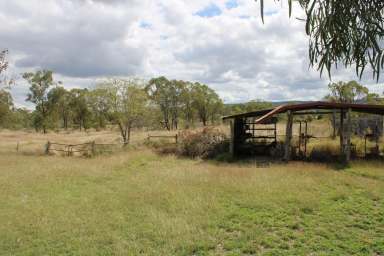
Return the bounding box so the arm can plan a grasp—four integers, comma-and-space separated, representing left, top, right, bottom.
147, 142, 384, 171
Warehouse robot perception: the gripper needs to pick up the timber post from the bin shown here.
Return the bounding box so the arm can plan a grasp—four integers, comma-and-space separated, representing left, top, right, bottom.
339, 108, 352, 164
284, 110, 293, 161
340, 110, 344, 154
229, 119, 234, 157
91, 141, 96, 156
345, 108, 352, 162
45, 141, 51, 155
332, 109, 337, 139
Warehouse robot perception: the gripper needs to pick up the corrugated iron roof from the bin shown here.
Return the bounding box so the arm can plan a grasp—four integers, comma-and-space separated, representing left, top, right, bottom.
223, 101, 384, 124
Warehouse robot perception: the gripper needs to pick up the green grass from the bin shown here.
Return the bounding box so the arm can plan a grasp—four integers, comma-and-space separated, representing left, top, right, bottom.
0, 150, 383, 255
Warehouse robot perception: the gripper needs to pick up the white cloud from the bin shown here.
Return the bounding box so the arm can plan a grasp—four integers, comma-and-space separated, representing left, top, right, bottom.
0, 0, 382, 108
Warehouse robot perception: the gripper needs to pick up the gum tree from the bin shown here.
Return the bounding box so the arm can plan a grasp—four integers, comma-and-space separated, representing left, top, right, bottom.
98, 78, 148, 144
0, 50, 13, 126
192, 83, 223, 126
258, 0, 384, 80
23, 70, 57, 133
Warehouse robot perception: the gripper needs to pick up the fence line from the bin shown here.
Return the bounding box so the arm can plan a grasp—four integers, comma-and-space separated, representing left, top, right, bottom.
46, 140, 124, 156
12, 135, 177, 156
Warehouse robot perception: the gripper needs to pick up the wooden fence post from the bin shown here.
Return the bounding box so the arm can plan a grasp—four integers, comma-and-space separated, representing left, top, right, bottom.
175, 134, 178, 144
91, 141, 96, 156
45, 141, 51, 155
16, 142, 19, 153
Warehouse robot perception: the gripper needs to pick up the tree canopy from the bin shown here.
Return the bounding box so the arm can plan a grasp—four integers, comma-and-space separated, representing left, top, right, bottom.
258, 0, 384, 80
0, 50, 14, 127
326, 80, 369, 103
23, 70, 57, 133
0, 50, 8, 83
326, 80, 383, 104
97, 78, 148, 144
146, 77, 224, 130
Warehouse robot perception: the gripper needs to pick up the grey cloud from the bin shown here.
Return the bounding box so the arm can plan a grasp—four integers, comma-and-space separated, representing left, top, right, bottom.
175, 40, 268, 82
0, 0, 145, 78
1, 0, 382, 107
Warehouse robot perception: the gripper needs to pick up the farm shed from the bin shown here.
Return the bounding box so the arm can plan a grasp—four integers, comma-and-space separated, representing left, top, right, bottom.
223, 101, 384, 163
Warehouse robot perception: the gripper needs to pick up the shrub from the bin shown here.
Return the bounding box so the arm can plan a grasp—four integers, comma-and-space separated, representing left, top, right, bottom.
309, 145, 337, 162
178, 127, 228, 159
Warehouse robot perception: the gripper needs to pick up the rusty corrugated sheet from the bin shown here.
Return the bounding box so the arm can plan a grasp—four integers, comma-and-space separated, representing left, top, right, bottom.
222, 101, 384, 124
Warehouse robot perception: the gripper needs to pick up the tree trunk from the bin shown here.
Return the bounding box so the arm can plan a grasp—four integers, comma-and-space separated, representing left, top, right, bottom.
165, 121, 170, 131
202, 116, 207, 126
172, 117, 178, 130
42, 104, 47, 134
63, 116, 68, 130
118, 122, 127, 144
126, 125, 131, 145
162, 107, 170, 131
99, 117, 103, 129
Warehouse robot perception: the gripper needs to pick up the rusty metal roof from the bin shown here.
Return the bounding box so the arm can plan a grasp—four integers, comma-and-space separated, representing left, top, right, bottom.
222, 101, 384, 124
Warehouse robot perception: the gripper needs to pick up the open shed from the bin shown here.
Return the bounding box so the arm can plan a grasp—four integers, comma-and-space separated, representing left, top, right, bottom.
223, 101, 384, 163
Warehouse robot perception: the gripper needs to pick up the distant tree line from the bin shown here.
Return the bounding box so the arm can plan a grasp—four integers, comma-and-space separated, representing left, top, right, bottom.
223, 100, 274, 116
1, 56, 240, 143
18, 72, 228, 143
0, 54, 275, 140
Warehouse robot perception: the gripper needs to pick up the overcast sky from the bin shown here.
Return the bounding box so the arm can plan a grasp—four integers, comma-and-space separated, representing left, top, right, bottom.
1, 0, 383, 108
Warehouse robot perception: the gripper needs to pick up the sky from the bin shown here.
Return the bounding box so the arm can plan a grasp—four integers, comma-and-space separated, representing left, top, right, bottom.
0, 0, 383, 109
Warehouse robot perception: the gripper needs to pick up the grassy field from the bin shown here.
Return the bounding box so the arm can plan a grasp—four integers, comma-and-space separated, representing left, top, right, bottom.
0, 129, 384, 255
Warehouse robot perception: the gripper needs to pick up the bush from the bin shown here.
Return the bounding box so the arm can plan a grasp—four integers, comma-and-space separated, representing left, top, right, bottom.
178, 127, 228, 159
309, 145, 337, 162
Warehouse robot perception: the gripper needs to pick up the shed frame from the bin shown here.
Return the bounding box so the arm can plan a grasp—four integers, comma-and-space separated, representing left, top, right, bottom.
223, 101, 384, 163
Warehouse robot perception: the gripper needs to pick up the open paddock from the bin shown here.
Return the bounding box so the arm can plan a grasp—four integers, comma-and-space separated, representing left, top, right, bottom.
0, 129, 383, 255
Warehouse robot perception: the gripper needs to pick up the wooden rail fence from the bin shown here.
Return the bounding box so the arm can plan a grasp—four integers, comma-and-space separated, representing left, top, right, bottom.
45, 141, 122, 156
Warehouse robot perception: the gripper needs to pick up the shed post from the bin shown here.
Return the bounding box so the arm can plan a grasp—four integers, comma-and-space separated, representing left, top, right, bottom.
340, 110, 344, 157
340, 109, 351, 163
345, 108, 352, 162
229, 119, 234, 157
284, 110, 293, 161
